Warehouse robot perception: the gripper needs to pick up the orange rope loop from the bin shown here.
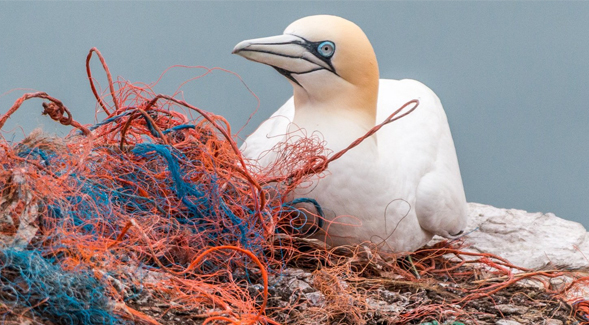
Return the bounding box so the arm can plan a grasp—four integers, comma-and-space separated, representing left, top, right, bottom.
86, 47, 120, 116
0, 91, 91, 136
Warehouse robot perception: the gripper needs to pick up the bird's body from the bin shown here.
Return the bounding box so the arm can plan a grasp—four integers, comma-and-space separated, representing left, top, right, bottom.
234, 15, 468, 252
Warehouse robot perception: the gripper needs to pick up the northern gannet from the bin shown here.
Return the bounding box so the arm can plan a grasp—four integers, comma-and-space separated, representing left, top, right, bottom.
233, 15, 468, 252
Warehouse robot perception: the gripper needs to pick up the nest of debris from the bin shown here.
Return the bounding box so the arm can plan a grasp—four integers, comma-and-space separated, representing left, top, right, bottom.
0, 48, 587, 325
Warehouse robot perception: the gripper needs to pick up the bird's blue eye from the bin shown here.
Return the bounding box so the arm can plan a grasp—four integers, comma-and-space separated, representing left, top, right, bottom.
317, 41, 335, 58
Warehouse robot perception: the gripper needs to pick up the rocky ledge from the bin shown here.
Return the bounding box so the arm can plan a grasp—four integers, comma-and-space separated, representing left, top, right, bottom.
453, 203, 589, 271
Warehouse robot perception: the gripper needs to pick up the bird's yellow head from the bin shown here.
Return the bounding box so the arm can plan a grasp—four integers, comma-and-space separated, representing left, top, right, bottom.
233, 15, 379, 114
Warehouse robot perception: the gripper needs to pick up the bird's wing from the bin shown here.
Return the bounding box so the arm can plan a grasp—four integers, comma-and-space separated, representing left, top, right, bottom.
376, 79, 468, 237
240, 96, 295, 164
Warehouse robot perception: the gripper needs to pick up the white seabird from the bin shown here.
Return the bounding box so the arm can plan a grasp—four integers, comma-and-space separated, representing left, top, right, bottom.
233, 15, 468, 252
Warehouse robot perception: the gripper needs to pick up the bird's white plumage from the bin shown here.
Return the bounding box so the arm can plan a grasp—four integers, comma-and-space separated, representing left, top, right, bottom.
234, 15, 468, 252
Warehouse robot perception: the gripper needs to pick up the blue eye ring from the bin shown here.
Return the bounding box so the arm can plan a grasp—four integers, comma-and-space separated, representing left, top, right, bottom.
317, 41, 335, 58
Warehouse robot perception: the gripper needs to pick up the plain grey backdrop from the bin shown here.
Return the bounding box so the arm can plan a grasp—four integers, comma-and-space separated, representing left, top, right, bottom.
1, 2, 587, 227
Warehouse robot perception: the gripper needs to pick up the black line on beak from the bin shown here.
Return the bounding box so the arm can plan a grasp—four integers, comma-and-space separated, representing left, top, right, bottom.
273, 66, 303, 88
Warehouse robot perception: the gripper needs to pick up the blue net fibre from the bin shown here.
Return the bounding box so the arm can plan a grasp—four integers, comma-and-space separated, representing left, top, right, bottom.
0, 249, 122, 325
131, 143, 251, 246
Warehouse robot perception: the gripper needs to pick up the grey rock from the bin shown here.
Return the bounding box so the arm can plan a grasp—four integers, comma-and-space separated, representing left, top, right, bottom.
365, 298, 403, 313
288, 278, 313, 293
305, 291, 325, 307
494, 304, 527, 314
434, 203, 589, 270
495, 320, 522, 325
543, 319, 563, 325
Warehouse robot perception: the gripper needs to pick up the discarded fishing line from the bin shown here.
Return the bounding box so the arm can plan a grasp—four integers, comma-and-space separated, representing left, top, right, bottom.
0, 48, 586, 325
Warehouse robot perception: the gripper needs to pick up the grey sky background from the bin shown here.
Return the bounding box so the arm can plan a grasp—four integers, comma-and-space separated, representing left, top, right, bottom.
1, 2, 587, 228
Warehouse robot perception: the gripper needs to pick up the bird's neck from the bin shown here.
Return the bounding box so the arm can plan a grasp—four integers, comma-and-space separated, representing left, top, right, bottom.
290, 89, 379, 153
292, 80, 378, 128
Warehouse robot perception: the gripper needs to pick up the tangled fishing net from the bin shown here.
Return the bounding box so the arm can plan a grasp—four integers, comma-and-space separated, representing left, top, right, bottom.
0, 48, 587, 325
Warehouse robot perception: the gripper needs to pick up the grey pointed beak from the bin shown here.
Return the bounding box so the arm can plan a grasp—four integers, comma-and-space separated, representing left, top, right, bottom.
232, 34, 333, 74
232, 34, 302, 56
